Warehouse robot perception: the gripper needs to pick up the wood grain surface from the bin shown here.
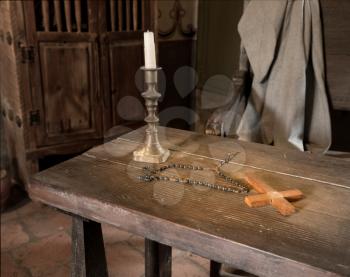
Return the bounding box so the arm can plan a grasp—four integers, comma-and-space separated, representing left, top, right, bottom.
29, 127, 350, 277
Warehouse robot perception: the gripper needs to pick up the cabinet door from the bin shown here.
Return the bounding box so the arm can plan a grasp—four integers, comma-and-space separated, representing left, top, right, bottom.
24, 0, 102, 147
98, 0, 156, 131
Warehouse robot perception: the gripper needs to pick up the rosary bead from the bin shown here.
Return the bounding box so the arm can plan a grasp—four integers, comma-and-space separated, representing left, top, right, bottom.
138, 152, 249, 194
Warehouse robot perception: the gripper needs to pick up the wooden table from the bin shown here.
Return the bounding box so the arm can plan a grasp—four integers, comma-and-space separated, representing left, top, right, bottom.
28, 127, 350, 277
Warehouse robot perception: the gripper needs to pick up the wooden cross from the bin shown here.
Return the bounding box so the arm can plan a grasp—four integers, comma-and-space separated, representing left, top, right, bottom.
244, 176, 304, 216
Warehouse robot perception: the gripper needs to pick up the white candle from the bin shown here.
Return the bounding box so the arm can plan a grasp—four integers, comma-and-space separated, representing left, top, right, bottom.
143, 31, 157, 69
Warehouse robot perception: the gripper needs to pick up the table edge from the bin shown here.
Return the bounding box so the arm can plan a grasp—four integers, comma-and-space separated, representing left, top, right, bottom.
28, 179, 345, 277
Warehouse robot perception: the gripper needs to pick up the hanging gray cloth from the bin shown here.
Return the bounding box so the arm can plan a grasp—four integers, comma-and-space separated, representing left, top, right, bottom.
236, 0, 331, 152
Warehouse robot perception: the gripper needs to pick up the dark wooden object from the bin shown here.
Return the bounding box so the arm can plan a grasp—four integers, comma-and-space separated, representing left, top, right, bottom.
145, 239, 172, 277
320, 0, 350, 111
209, 261, 221, 277
71, 216, 108, 277
28, 126, 350, 277
0, 1, 155, 182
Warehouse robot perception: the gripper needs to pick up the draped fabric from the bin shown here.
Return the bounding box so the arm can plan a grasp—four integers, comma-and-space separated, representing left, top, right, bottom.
234, 0, 331, 152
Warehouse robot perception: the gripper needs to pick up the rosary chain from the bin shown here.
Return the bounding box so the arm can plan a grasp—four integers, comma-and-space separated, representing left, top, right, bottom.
137, 153, 250, 194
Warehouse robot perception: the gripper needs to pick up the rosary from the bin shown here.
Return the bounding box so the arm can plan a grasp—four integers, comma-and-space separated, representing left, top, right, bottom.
138, 152, 250, 194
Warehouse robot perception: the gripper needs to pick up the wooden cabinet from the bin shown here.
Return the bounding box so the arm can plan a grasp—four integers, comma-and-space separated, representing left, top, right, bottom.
0, 0, 156, 182
33, 39, 101, 146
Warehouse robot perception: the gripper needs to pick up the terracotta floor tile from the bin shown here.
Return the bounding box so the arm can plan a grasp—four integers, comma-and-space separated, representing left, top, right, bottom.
21, 208, 71, 239
12, 232, 71, 277
172, 247, 188, 258
125, 234, 145, 254
16, 201, 43, 218
1, 252, 30, 277
173, 256, 209, 277
0, 209, 18, 224
186, 252, 210, 272
102, 223, 132, 244
1, 222, 30, 251
1, 200, 212, 277
46, 264, 71, 277
106, 243, 144, 277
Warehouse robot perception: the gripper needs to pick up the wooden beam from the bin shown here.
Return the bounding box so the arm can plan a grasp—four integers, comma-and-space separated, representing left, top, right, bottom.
126, 0, 130, 31
133, 0, 138, 30
53, 0, 62, 32
42, 0, 50, 31
118, 0, 122, 31
210, 261, 221, 277
110, 0, 116, 31
71, 216, 108, 277
145, 239, 172, 277
74, 0, 82, 32
64, 0, 72, 32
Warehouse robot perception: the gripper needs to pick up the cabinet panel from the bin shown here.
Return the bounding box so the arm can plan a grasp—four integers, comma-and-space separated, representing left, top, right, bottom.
109, 41, 144, 126
38, 41, 100, 145
20, 0, 155, 156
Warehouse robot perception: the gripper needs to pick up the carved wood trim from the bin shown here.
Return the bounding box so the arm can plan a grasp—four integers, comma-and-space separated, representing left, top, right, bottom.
158, 0, 197, 38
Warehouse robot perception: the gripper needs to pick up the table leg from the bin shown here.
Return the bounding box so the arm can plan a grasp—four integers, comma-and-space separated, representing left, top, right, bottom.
145, 239, 172, 277
210, 261, 221, 277
71, 216, 108, 277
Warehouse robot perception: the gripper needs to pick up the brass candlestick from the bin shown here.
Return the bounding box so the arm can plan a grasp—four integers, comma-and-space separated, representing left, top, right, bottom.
133, 67, 170, 163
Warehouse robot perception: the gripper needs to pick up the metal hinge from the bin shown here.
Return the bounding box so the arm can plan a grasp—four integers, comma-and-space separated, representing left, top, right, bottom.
21, 46, 34, 63
29, 110, 40, 125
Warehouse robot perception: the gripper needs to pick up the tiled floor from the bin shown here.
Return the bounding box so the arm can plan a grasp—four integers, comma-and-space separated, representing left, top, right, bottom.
1, 199, 210, 277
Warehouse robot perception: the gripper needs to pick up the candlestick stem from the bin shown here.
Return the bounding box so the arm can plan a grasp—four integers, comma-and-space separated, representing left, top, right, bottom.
133, 67, 170, 163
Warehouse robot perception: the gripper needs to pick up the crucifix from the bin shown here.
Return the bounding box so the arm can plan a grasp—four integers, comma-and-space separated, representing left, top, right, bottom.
244, 176, 304, 216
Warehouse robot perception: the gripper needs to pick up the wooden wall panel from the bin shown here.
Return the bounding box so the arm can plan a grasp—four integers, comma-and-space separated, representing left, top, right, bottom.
109, 41, 145, 126
159, 39, 195, 130
156, 0, 198, 130
320, 0, 350, 150
0, 1, 29, 183
321, 0, 350, 111
0, 2, 22, 118
38, 42, 101, 145
0, 0, 158, 184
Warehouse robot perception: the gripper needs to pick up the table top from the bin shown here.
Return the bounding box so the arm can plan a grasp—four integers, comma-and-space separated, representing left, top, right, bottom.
29, 126, 350, 277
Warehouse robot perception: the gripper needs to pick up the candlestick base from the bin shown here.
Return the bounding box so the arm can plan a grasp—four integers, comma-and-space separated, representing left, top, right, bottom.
133, 146, 170, 164
133, 126, 170, 163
